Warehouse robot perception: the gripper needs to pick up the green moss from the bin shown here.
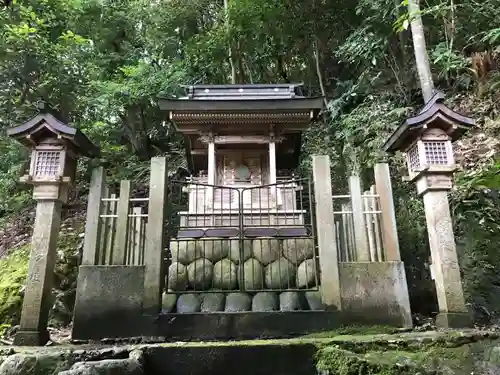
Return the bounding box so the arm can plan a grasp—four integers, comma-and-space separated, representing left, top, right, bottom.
316, 345, 412, 375
303, 325, 397, 339
314, 335, 490, 375
0, 245, 30, 325
363, 346, 474, 374
0, 218, 84, 328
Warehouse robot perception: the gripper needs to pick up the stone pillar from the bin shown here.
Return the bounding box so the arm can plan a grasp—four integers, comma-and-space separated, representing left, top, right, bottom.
348, 175, 369, 261
422, 190, 469, 327
374, 163, 401, 261
6, 108, 99, 345
312, 155, 341, 310
112, 180, 131, 265
81, 167, 106, 266
380, 92, 475, 328
143, 157, 168, 314
14, 199, 62, 346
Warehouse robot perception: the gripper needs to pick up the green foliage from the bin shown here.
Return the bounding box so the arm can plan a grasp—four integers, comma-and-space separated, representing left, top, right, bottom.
453, 159, 500, 323
0, 138, 32, 216
395, 190, 437, 314
431, 42, 470, 83
459, 159, 500, 191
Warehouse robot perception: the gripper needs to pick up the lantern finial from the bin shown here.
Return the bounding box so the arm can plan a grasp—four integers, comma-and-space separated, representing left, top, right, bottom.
36, 100, 47, 112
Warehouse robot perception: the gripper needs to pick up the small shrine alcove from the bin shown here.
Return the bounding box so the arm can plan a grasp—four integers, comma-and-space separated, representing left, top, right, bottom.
159, 84, 323, 234
157, 83, 325, 312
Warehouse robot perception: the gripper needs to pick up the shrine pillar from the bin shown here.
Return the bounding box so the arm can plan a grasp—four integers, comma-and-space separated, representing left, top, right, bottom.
206, 133, 215, 208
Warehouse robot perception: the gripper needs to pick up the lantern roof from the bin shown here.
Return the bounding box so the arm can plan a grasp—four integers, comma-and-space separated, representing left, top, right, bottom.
7, 110, 100, 158
383, 91, 475, 153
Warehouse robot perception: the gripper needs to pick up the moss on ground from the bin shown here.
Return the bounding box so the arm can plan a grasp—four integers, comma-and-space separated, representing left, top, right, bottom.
316, 345, 469, 374
0, 330, 497, 375
317, 346, 409, 375
303, 325, 397, 339
315, 333, 500, 375
0, 244, 30, 327
0, 352, 76, 374
0, 218, 83, 330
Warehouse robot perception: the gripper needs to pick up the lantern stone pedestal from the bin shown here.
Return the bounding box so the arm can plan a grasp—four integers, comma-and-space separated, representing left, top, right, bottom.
7, 105, 99, 345
14, 197, 63, 346
418, 177, 470, 328
383, 92, 475, 328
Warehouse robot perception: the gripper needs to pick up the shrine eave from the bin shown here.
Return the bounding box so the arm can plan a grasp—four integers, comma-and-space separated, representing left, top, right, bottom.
158, 97, 324, 113
169, 112, 316, 130
383, 91, 475, 153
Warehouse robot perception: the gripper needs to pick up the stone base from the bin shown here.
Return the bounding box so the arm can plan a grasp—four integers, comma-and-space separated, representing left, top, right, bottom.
155, 311, 341, 340
339, 261, 413, 328
71, 263, 413, 341
435, 312, 472, 328
72, 265, 146, 340
13, 329, 50, 346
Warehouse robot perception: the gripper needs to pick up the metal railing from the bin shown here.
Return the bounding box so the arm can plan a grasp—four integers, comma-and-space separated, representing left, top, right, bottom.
164, 179, 319, 299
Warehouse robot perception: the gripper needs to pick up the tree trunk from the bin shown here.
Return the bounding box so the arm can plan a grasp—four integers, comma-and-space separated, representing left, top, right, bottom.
394, 0, 407, 65
313, 37, 327, 106
408, 0, 434, 102
224, 0, 237, 84
120, 105, 151, 161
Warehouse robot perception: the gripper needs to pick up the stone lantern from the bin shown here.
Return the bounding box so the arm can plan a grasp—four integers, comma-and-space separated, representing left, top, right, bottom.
383, 91, 475, 328
7, 103, 99, 345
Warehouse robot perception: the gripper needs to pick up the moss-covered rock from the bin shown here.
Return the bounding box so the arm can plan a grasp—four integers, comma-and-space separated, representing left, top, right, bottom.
0, 245, 30, 326
0, 352, 75, 375
314, 332, 500, 375
0, 216, 84, 330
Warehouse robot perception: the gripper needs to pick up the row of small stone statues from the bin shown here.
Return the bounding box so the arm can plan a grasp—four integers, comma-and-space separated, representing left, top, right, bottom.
168, 237, 318, 290
162, 290, 324, 313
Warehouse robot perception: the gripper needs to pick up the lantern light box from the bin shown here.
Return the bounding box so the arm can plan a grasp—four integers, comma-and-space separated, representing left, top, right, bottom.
383, 91, 475, 188
7, 103, 99, 201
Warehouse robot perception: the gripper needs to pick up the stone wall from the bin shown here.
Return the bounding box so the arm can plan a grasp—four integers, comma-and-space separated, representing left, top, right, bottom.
163, 237, 322, 313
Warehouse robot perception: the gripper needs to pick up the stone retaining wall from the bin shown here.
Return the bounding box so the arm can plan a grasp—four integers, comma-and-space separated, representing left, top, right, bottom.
163, 237, 321, 313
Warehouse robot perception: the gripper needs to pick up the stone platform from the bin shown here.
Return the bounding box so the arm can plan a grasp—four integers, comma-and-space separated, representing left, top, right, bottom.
71, 260, 413, 341
2, 330, 499, 375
